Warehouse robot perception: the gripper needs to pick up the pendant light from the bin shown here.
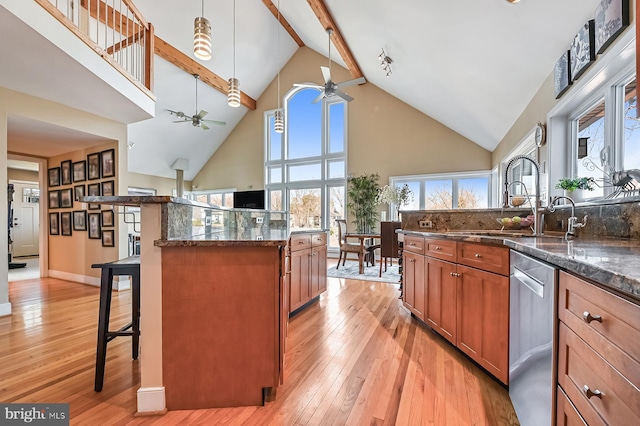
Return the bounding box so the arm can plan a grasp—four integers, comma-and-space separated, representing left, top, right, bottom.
193, 0, 212, 61
227, 0, 241, 107
273, 0, 284, 133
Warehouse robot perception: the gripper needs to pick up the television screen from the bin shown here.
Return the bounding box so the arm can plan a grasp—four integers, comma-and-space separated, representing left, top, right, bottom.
233, 190, 265, 209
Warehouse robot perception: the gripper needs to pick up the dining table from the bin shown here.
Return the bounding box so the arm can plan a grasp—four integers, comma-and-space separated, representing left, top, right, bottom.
345, 232, 381, 274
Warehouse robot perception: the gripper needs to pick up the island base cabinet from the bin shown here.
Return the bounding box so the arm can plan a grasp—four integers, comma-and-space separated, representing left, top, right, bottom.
403, 251, 425, 320
556, 386, 587, 426
289, 248, 311, 312
288, 232, 327, 314
456, 264, 509, 384
425, 257, 457, 345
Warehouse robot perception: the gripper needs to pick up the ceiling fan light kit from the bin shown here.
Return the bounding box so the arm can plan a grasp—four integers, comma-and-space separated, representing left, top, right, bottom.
193, 1, 212, 60
378, 48, 392, 78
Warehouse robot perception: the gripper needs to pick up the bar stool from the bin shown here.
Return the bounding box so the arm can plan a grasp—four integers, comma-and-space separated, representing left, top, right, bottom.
91, 256, 141, 392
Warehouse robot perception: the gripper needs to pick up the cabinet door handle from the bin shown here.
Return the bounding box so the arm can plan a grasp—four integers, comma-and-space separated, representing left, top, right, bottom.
582, 385, 602, 399
435, 246, 441, 250
450, 272, 461, 277
474, 253, 482, 258
583, 311, 602, 324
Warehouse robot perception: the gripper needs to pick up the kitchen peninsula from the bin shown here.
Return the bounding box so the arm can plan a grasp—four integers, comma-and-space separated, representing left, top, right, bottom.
83, 196, 324, 414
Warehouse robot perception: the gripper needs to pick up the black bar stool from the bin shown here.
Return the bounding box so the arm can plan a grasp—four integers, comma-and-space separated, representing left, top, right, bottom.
91, 256, 141, 392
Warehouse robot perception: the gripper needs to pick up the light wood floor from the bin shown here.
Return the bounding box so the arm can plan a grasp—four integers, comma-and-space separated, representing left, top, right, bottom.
1, 266, 519, 425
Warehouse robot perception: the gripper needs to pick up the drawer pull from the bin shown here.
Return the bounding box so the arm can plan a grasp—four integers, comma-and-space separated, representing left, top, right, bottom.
298, 241, 305, 245
449, 272, 461, 277
435, 246, 442, 250
583, 311, 602, 324
582, 385, 602, 399
474, 253, 482, 258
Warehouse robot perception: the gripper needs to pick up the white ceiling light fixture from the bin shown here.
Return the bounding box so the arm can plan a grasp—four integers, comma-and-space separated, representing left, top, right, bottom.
227, 0, 241, 107
505, 0, 520, 3
378, 48, 392, 78
274, 0, 284, 133
194, 0, 212, 61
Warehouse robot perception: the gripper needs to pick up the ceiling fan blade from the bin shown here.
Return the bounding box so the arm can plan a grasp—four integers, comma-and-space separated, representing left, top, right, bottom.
293, 83, 322, 89
335, 90, 353, 102
311, 91, 326, 104
202, 119, 226, 126
321, 66, 331, 84
200, 122, 209, 130
336, 77, 366, 89
172, 120, 191, 123
196, 110, 208, 119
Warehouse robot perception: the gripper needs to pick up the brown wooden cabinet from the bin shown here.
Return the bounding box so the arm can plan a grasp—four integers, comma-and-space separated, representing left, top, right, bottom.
424, 256, 457, 344
288, 232, 327, 314
403, 250, 425, 320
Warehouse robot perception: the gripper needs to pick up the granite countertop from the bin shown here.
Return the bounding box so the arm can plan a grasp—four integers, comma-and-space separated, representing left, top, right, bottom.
155, 229, 290, 247
400, 230, 640, 302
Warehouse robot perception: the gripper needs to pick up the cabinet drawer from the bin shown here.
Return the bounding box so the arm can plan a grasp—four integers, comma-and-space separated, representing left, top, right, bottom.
425, 238, 456, 262
404, 235, 425, 254
558, 322, 640, 426
556, 386, 587, 426
289, 234, 312, 252
558, 271, 640, 386
311, 232, 327, 247
457, 242, 509, 276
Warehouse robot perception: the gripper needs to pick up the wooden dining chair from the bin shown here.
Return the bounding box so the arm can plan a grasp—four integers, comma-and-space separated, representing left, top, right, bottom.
336, 219, 366, 269
379, 221, 401, 276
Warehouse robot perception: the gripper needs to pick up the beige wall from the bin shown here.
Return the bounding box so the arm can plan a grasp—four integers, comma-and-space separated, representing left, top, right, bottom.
8, 168, 38, 182
128, 171, 192, 196
193, 47, 491, 190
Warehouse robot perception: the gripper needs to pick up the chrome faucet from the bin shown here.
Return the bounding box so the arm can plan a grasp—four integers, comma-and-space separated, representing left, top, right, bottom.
504, 155, 544, 236
548, 196, 588, 239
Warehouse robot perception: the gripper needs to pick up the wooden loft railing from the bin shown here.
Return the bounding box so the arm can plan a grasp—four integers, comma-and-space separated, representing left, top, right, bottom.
34, 0, 154, 95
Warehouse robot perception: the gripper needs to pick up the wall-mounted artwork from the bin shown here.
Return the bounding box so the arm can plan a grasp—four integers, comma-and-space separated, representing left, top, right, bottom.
554, 50, 572, 98
74, 184, 85, 202
61, 212, 72, 236
87, 183, 101, 210
595, 0, 630, 54
88, 213, 101, 239
101, 180, 114, 197
101, 149, 115, 178
48, 190, 60, 209
73, 160, 86, 182
570, 20, 596, 82
101, 210, 114, 227
49, 212, 59, 235
102, 229, 115, 247
87, 152, 101, 180
48, 167, 60, 187
61, 160, 72, 185
73, 210, 87, 231
60, 188, 73, 208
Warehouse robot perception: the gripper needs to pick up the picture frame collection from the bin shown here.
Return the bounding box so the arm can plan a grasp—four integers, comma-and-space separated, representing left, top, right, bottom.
48, 148, 116, 247
554, 0, 629, 99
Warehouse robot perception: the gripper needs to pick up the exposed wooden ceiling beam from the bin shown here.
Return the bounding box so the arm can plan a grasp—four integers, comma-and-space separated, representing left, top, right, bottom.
306, 0, 363, 80
154, 36, 257, 110
261, 0, 305, 47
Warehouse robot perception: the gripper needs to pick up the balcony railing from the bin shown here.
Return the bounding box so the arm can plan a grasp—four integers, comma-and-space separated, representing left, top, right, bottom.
34, 0, 154, 93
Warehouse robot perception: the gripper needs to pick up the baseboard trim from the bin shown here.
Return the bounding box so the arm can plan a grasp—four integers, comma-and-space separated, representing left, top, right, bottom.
137, 387, 166, 414
48, 270, 130, 290
0, 302, 12, 317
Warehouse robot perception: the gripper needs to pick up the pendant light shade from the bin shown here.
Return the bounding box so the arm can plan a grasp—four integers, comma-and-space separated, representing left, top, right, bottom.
274, 109, 284, 133
228, 77, 241, 107
193, 1, 211, 61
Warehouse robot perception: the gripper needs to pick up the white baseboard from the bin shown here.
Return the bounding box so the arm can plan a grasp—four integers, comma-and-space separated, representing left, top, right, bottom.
137, 387, 166, 414
0, 302, 12, 317
48, 270, 130, 290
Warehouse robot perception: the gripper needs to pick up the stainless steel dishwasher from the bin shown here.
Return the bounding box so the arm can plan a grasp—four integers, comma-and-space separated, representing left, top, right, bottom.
509, 250, 558, 426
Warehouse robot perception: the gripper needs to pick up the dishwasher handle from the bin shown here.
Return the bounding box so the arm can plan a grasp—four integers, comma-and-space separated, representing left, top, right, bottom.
513, 266, 545, 298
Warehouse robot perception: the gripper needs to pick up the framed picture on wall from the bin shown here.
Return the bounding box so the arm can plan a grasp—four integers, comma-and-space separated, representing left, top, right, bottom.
61, 160, 72, 185
101, 149, 115, 178
60, 212, 72, 236
73, 210, 87, 231
48, 167, 60, 187
87, 152, 101, 180
74, 184, 85, 202
101, 210, 114, 227
101, 180, 114, 197
60, 188, 73, 208
102, 229, 115, 247
87, 183, 100, 210
49, 212, 59, 235
595, 0, 630, 54
48, 190, 60, 209
553, 50, 572, 98
88, 213, 101, 239
570, 20, 595, 82
73, 160, 86, 182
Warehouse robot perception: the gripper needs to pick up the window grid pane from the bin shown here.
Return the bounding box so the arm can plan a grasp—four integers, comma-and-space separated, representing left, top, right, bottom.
577, 99, 605, 199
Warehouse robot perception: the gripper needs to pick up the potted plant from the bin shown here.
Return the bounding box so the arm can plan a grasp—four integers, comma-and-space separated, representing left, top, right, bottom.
555, 177, 595, 202
347, 173, 380, 233
377, 184, 415, 221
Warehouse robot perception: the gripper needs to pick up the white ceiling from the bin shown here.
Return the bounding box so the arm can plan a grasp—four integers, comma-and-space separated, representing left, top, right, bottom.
5, 0, 605, 181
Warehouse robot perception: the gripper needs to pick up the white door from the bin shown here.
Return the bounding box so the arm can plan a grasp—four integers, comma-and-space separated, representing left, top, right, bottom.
11, 182, 40, 257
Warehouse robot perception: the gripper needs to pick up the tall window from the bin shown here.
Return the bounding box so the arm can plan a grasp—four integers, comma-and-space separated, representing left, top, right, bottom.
265, 87, 347, 248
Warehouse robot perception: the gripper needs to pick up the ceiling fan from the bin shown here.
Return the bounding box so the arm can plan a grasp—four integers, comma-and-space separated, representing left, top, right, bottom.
294, 28, 366, 103
168, 74, 226, 130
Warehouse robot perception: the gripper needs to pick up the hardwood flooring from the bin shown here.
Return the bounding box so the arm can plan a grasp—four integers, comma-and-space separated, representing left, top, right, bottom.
1, 266, 519, 425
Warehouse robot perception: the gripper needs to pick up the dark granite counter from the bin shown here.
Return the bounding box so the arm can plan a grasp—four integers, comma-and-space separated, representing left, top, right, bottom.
155, 228, 289, 247
400, 230, 640, 301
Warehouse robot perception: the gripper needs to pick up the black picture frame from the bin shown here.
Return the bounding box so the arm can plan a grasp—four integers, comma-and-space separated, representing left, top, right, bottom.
101, 149, 115, 178
73, 160, 87, 183
87, 183, 101, 210
102, 229, 115, 247
49, 212, 59, 235
48, 167, 60, 187
74, 184, 85, 202
60, 188, 73, 208
553, 50, 572, 99
101, 210, 114, 227
570, 20, 595, 82
48, 190, 60, 209
73, 210, 87, 231
101, 180, 114, 197
61, 160, 72, 185
88, 213, 101, 239
87, 152, 101, 180
595, 0, 630, 54
60, 212, 72, 236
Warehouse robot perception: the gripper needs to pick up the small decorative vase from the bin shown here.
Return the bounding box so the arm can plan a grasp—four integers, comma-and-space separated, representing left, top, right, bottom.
566, 189, 584, 203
